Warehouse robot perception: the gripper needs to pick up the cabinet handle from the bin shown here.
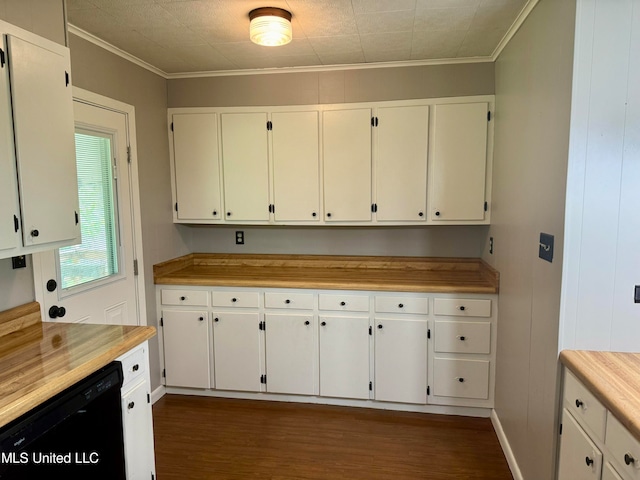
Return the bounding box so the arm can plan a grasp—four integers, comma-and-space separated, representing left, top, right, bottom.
459, 306, 466, 311
458, 336, 466, 341
377, 324, 383, 329
231, 297, 237, 303
321, 321, 326, 326
585, 457, 594, 467
199, 316, 204, 321
575, 399, 584, 408
398, 303, 404, 308
312, 212, 317, 217
418, 212, 424, 217
128, 401, 135, 410
340, 301, 346, 306
304, 320, 310, 325
226, 212, 232, 217
457, 377, 465, 383
132, 364, 139, 372
180, 296, 186, 301
327, 213, 332, 218
285, 299, 291, 304
625, 453, 635, 466
214, 317, 219, 322
213, 210, 218, 216
435, 211, 441, 217
31, 229, 39, 237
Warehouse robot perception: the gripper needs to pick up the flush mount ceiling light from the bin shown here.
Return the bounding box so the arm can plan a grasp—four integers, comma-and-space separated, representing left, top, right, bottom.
249, 7, 293, 47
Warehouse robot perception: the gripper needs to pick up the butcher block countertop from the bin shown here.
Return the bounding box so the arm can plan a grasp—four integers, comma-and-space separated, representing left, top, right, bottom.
153, 254, 500, 294
560, 350, 640, 441
0, 302, 155, 429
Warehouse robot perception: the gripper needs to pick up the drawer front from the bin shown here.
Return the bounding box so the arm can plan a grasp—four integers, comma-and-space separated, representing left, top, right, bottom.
212, 291, 260, 308
432, 358, 490, 400
433, 298, 491, 317
264, 292, 314, 310
374, 296, 428, 315
119, 344, 146, 391
564, 371, 606, 441
605, 412, 640, 480
319, 294, 369, 312
434, 321, 491, 354
161, 289, 208, 306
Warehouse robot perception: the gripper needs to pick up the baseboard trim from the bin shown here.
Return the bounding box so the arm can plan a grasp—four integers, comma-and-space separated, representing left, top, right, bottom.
151, 385, 167, 404
491, 409, 523, 480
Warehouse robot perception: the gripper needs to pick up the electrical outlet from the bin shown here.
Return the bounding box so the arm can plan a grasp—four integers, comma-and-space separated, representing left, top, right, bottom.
539, 233, 554, 263
235, 231, 244, 245
489, 237, 494, 255
12, 255, 26, 269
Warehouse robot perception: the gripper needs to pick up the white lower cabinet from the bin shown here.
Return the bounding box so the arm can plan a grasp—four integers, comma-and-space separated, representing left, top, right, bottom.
117, 342, 156, 480
162, 310, 211, 389
604, 463, 625, 480
558, 408, 603, 480
212, 311, 262, 392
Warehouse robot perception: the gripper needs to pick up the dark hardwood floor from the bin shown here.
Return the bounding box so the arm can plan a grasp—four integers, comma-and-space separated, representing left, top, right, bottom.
153, 395, 513, 479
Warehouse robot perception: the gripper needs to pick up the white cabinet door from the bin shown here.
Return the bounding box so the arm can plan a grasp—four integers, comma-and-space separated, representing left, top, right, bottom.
376, 105, 429, 222
319, 315, 370, 399
430, 102, 488, 222
0, 43, 19, 256
121, 381, 156, 480
7, 34, 79, 247
265, 313, 316, 395
221, 112, 270, 221
213, 311, 262, 392
272, 111, 320, 222
162, 310, 211, 389
172, 113, 221, 220
322, 109, 372, 222
602, 463, 624, 480
374, 318, 428, 404
558, 408, 603, 480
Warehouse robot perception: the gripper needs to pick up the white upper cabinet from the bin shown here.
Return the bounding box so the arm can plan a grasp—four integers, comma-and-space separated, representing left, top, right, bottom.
221, 112, 270, 222
171, 113, 221, 221
322, 108, 372, 222
375, 105, 429, 222
271, 110, 320, 222
430, 102, 489, 222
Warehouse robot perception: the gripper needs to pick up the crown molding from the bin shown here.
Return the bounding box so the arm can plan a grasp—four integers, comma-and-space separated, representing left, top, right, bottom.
491, 0, 540, 61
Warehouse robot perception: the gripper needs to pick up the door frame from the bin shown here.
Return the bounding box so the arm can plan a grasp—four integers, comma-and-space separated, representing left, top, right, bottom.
33, 87, 148, 326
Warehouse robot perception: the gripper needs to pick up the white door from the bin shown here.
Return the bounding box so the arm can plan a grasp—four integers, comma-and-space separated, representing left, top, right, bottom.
33, 96, 141, 325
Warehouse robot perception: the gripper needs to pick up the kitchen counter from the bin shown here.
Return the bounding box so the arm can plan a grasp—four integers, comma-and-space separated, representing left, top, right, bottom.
153, 253, 500, 294
560, 350, 640, 441
0, 302, 156, 428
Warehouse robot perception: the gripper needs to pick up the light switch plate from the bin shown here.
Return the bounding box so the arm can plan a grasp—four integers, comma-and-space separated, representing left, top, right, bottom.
539, 233, 554, 263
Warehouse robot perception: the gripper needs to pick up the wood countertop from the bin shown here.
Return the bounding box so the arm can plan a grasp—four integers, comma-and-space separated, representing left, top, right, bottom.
560, 350, 640, 441
153, 254, 500, 294
0, 302, 156, 429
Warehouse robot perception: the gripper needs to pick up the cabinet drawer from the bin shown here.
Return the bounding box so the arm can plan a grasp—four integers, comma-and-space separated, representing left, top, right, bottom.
265, 292, 314, 310
212, 291, 260, 308
374, 296, 428, 315
564, 371, 606, 441
605, 412, 640, 480
433, 298, 491, 317
119, 344, 147, 391
432, 358, 489, 400
319, 294, 369, 312
161, 289, 208, 306
434, 321, 491, 354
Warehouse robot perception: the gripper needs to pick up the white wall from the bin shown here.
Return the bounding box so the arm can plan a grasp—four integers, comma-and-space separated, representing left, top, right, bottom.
560, 0, 640, 352
484, 0, 576, 478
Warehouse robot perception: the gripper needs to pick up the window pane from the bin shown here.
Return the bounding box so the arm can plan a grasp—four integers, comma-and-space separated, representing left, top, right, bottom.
59, 131, 119, 290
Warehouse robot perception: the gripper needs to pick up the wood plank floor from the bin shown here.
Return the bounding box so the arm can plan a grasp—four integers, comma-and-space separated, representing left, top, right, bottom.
153, 395, 513, 480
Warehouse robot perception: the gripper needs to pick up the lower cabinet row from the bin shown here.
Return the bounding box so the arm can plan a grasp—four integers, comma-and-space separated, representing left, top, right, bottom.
161, 311, 490, 406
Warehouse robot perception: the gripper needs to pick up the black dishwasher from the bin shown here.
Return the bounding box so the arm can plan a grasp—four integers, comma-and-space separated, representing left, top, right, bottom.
0, 361, 126, 479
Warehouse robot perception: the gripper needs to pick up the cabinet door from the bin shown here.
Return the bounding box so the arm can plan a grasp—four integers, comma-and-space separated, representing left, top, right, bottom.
319, 315, 370, 399
322, 109, 372, 222
376, 105, 429, 222
265, 313, 316, 395
221, 112, 270, 221
7, 34, 79, 247
374, 318, 428, 404
0, 42, 20, 256
272, 111, 320, 222
431, 102, 488, 221
172, 113, 221, 220
162, 310, 210, 388
558, 408, 603, 480
122, 381, 156, 480
213, 311, 262, 392
602, 463, 624, 480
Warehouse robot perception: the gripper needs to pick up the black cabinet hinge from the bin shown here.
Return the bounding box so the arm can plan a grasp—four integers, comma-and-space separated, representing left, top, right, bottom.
559, 423, 562, 435
484, 201, 488, 212
427, 386, 430, 396
170, 122, 174, 132
268, 204, 275, 214
162, 369, 166, 378
175, 202, 178, 212
65, 71, 70, 87
370, 116, 379, 127
259, 321, 266, 331
152, 473, 155, 480
75, 211, 79, 225
487, 111, 492, 122
369, 326, 372, 335
260, 374, 267, 384
13, 215, 19, 233
427, 329, 431, 339
267, 121, 273, 131
0, 48, 5, 68
371, 203, 378, 213
369, 381, 372, 391
147, 393, 151, 404
160, 317, 164, 327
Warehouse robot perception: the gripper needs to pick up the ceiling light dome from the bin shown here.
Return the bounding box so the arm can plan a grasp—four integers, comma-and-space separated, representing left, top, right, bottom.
249, 7, 292, 47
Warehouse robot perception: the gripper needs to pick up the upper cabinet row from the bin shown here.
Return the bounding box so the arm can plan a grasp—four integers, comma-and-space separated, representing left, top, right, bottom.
0, 21, 80, 260
168, 96, 494, 226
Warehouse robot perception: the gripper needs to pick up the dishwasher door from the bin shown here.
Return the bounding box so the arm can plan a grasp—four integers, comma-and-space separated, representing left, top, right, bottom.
0, 361, 126, 480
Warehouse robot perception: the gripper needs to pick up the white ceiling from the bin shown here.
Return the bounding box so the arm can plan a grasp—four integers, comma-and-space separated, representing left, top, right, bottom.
67, 0, 533, 77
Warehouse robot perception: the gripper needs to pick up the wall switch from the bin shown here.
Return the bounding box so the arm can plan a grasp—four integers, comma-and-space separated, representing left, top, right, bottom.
489, 237, 494, 254
235, 231, 244, 245
11, 255, 26, 269
539, 233, 554, 263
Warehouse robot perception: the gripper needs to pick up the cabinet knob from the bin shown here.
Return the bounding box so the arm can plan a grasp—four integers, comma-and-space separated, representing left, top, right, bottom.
132, 364, 139, 372
377, 324, 383, 329
199, 316, 204, 321
285, 299, 291, 304
214, 317, 219, 322
231, 297, 237, 303
575, 399, 584, 408
327, 213, 332, 218
304, 320, 310, 325
457, 377, 465, 383
312, 212, 317, 217
321, 321, 326, 326
180, 296, 186, 301
340, 301, 346, 306
418, 212, 424, 217
398, 303, 404, 308
31, 229, 39, 237
226, 212, 232, 217
213, 210, 218, 216
459, 306, 466, 311
625, 453, 635, 466
585, 457, 594, 467
128, 401, 135, 410
458, 336, 466, 341
435, 211, 441, 217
